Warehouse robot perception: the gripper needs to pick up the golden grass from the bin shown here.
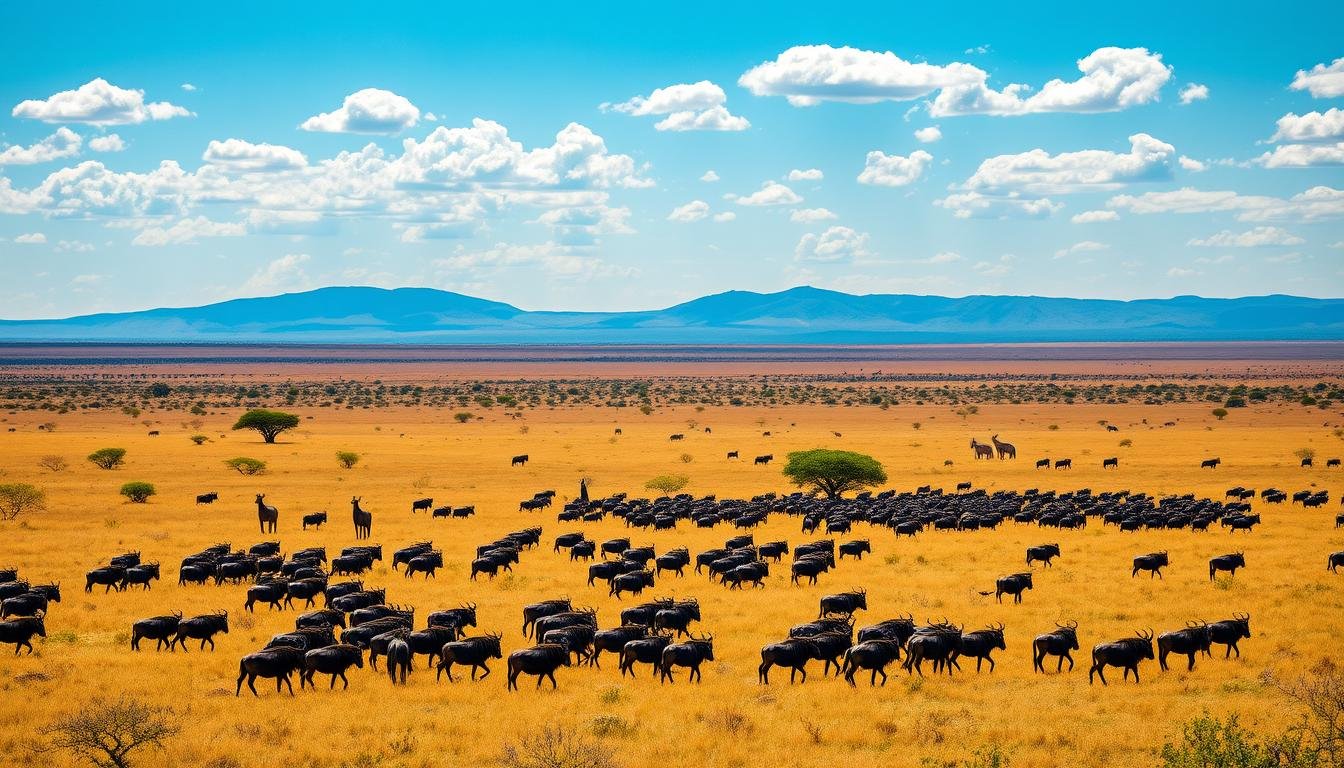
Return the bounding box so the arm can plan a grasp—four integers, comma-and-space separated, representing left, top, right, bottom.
0, 398, 1342, 768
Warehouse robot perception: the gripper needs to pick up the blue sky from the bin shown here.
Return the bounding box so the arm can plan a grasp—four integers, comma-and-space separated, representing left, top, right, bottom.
1, 0, 1342, 318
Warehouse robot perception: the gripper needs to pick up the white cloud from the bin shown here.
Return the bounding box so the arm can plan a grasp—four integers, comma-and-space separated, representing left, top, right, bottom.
12, 78, 191, 125
88, 134, 125, 153
55, 239, 94, 252
1291, 58, 1344, 99
131, 216, 246, 246
790, 207, 837, 223
434, 241, 635, 281
1271, 108, 1344, 143
964, 133, 1174, 193
795, 225, 871, 262
788, 168, 824, 181
734, 181, 802, 206
241, 254, 312, 295
700, 170, 720, 182
1178, 83, 1209, 105
1071, 209, 1119, 223
71, 273, 103, 285
1107, 185, 1344, 222
1188, 226, 1305, 247
934, 191, 1062, 219
1179, 155, 1207, 172
0, 127, 82, 165
929, 47, 1171, 117
918, 251, 962, 264
973, 254, 1015, 276
180, 83, 197, 92
712, 211, 736, 222
399, 222, 477, 242
1053, 240, 1108, 258
1167, 267, 1198, 277
300, 88, 420, 134
668, 200, 710, 222
1256, 142, 1344, 168
15, 232, 46, 244
531, 205, 633, 245
857, 149, 932, 186
914, 126, 942, 143
202, 139, 307, 171
739, 45, 984, 106
605, 81, 749, 132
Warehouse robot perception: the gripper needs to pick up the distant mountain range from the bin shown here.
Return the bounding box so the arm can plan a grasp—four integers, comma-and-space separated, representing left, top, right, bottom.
1, 286, 1341, 343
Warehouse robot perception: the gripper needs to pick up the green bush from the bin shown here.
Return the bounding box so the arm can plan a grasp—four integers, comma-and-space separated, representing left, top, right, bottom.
88, 447, 127, 470
231, 409, 300, 443
1160, 713, 1314, 768
119, 482, 156, 503
644, 474, 689, 495
223, 457, 267, 475
190, 435, 208, 445
336, 451, 360, 469
0, 483, 46, 520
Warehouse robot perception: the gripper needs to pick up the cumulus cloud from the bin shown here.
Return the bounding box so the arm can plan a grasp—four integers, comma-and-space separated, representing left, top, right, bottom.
400, 222, 477, 242
1256, 142, 1344, 168
240, 254, 312, 295
1188, 226, 1305, 247
700, 170, 720, 182
857, 149, 932, 186
1291, 57, 1344, 99
790, 207, 837, 223
88, 134, 126, 153
300, 88, 420, 134
914, 126, 942, 143
934, 191, 1061, 219
1107, 185, 1344, 222
15, 232, 46, 244
531, 205, 633, 246
1271, 109, 1344, 143
1053, 240, 1108, 258
964, 133, 1174, 193
739, 45, 984, 106
131, 216, 246, 246
180, 83, 197, 92
434, 241, 635, 281
1179, 156, 1207, 172
795, 225, 871, 262
12, 78, 191, 125
202, 139, 308, 171
1071, 209, 1119, 223
668, 199, 710, 222
1178, 83, 1209, 105
973, 254, 1015, 276
734, 181, 802, 206
712, 211, 735, 222
0, 127, 82, 165
604, 81, 749, 131
788, 168, 824, 181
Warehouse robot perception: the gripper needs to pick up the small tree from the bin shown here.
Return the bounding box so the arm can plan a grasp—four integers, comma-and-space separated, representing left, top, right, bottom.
336, 451, 360, 469
1211, 408, 1229, 420
645, 474, 689, 495
88, 448, 127, 470
0, 483, 46, 521
43, 695, 179, 768
231, 409, 300, 443
783, 449, 887, 499
453, 412, 473, 423
147, 383, 171, 398
189, 435, 208, 445
38, 455, 69, 472
119, 482, 156, 503
223, 457, 266, 475
500, 724, 618, 768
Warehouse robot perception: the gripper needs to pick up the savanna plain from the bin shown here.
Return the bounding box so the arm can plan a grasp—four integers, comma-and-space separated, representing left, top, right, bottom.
1, 346, 1342, 768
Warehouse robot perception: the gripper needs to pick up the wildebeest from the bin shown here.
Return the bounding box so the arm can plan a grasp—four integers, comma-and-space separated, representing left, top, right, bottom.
759, 637, 820, 684
121, 563, 161, 590
351, 497, 372, 540
244, 580, 288, 612
432, 506, 453, 519
669, 434, 684, 441
451, 506, 476, 518
610, 570, 654, 599
196, 492, 218, 505
427, 603, 478, 634
754, 454, 773, 465
521, 599, 572, 638
386, 634, 412, 684
659, 636, 714, 683
391, 542, 432, 571
1033, 620, 1080, 673
1088, 629, 1155, 685
405, 550, 444, 579
584, 626, 648, 669
819, 589, 867, 618
1035, 458, 1050, 469
1158, 622, 1212, 671
173, 610, 229, 651
653, 599, 701, 637
0, 614, 46, 654
86, 566, 126, 593
511, 454, 529, 467
842, 639, 902, 686
437, 633, 504, 680
1207, 613, 1252, 658
255, 494, 278, 534
727, 451, 739, 460
995, 573, 1033, 604
1201, 458, 1221, 469
790, 555, 832, 586
1103, 457, 1119, 469
655, 548, 691, 577
1027, 544, 1061, 567
1107, 424, 1119, 432
904, 623, 962, 677
301, 644, 364, 689
1209, 552, 1245, 581
1329, 458, 1342, 468
958, 623, 1007, 672
619, 635, 672, 678
1302, 457, 1313, 467
2, 586, 58, 618
1054, 459, 1072, 470
131, 612, 181, 651
236, 646, 305, 696
1132, 552, 1169, 579
412, 497, 433, 513
839, 540, 871, 560
507, 643, 571, 690
302, 512, 327, 530
1330, 552, 1344, 573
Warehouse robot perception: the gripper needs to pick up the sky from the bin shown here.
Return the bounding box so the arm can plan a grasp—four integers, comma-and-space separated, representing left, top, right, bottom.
1, 0, 1343, 319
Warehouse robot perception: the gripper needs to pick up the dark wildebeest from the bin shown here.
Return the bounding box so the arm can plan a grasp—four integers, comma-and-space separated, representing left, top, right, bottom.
858, 616, 917, 646
1201, 457, 1221, 469
839, 540, 871, 560
754, 454, 773, 465
511, 454, 529, 467
302, 512, 327, 530
601, 538, 631, 559
1207, 613, 1252, 658
956, 481, 973, 493
405, 626, 458, 669
1329, 552, 1344, 573
432, 506, 453, 519
569, 541, 596, 561
842, 639, 902, 686
1209, 552, 1245, 581
759, 541, 789, 562
386, 634, 412, 684
245, 580, 288, 612
819, 589, 867, 618
284, 579, 326, 609
1035, 458, 1050, 469
131, 612, 181, 651
255, 494, 278, 534
904, 624, 963, 677
1302, 457, 1313, 467
995, 573, 1033, 604
791, 556, 832, 586
470, 552, 511, 580
86, 566, 127, 593
507, 643, 571, 690
522, 599, 572, 638
2, 588, 56, 618
1033, 620, 1080, 673
0, 614, 45, 654
236, 646, 305, 696
1132, 552, 1169, 579
1027, 544, 1061, 568
1054, 459, 1072, 470
412, 498, 433, 514
1328, 458, 1342, 468
653, 599, 702, 637
619, 635, 672, 678
452, 506, 476, 518
437, 633, 504, 680
587, 626, 648, 669
351, 497, 372, 540
655, 548, 691, 577
610, 570, 654, 599
405, 551, 444, 579
427, 603, 478, 634
173, 611, 230, 651
727, 451, 739, 460
659, 636, 714, 683
1103, 457, 1119, 469
1107, 425, 1119, 432
1089, 630, 1155, 685
302, 644, 364, 689
958, 623, 1007, 672
668, 433, 684, 441
759, 637, 819, 684
196, 492, 218, 505
1158, 622, 1212, 671
297, 608, 346, 631
392, 542, 432, 571
121, 563, 161, 590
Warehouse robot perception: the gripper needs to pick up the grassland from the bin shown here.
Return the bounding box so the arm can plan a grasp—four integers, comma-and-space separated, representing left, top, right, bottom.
1, 361, 1342, 768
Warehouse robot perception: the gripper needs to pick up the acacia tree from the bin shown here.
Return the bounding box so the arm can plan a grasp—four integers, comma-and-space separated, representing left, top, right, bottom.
231, 409, 300, 443
0, 483, 46, 521
87, 448, 127, 470
644, 474, 689, 495
43, 695, 179, 768
782, 449, 887, 499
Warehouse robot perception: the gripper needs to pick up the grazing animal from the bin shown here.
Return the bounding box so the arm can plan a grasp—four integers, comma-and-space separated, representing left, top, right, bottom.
838, 540, 871, 560
727, 451, 739, 460
1035, 458, 1050, 469
302, 511, 327, 529
619, 635, 672, 678
173, 611, 229, 651
610, 570, 655, 599
255, 494, 278, 534
411, 498, 433, 513
437, 633, 504, 681
302, 644, 364, 689
971, 439, 995, 460
995, 573, 1033, 604
521, 599, 572, 638
1132, 552, 1169, 579
1103, 457, 1119, 469
196, 492, 218, 505
511, 454, 529, 467
1054, 459, 1072, 470
958, 623, 1007, 672
659, 636, 714, 683
1201, 458, 1221, 469
956, 482, 973, 493
0, 614, 46, 655
759, 637, 820, 684
1106, 425, 1119, 432
842, 639, 902, 686
236, 646, 305, 696
1027, 544, 1061, 567
405, 551, 444, 579
131, 612, 182, 651
1328, 458, 1341, 468
754, 454, 773, 465
1033, 621, 1080, 673
1207, 613, 1252, 658
1209, 552, 1245, 581
1089, 630, 1155, 685
1158, 623, 1212, 671
1329, 552, 1344, 573
351, 497, 372, 540
85, 566, 127, 593
669, 434, 684, 441
120, 563, 160, 590
386, 634, 412, 684
507, 643, 571, 690
991, 434, 1016, 460
1302, 457, 1313, 468
819, 589, 867, 618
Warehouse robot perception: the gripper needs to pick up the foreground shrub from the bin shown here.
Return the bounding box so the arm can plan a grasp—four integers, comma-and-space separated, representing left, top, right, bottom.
119, 482, 156, 503
42, 694, 179, 768
88, 448, 127, 470
0, 483, 46, 521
